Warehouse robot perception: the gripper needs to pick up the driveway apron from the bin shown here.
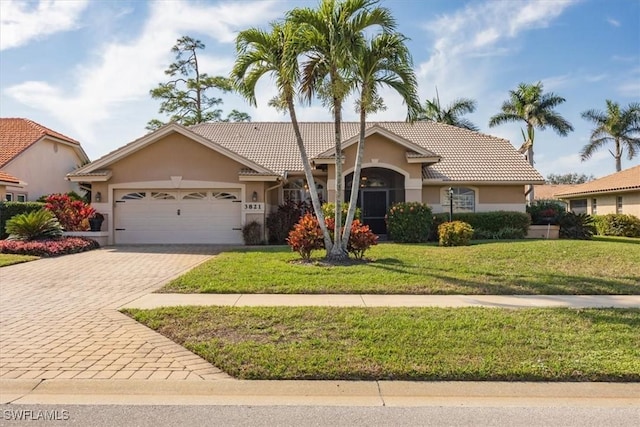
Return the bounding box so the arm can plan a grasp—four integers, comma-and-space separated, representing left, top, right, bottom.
0, 246, 231, 381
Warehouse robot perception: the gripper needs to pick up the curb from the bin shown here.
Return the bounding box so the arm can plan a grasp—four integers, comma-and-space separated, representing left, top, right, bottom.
2, 379, 639, 407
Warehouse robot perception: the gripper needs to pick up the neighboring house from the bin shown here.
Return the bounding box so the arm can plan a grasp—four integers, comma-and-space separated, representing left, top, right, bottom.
67, 121, 544, 245
533, 184, 576, 207
0, 118, 90, 202
0, 171, 21, 202
556, 165, 640, 216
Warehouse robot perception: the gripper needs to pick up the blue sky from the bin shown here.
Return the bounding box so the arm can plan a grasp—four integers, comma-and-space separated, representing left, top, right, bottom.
1, 0, 639, 179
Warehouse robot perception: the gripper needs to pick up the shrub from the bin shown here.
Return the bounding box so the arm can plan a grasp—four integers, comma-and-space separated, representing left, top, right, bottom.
37, 191, 87, 203
266, 201, 311, 244
559, 212, 596, 240
0, 237, 99, 257
593, 214, 640, 237
0, 201, 45, 239
386, 202, 433, 243
430, 211, 530, 241
527, 200, 566, 225
5, 210, 63, 241
286, 214, 324, 260
326, 217, 378, 259
242, 221, 263, 245
322, 202, 361, 224
438, 221, 474, 247
44, 193, 95, 231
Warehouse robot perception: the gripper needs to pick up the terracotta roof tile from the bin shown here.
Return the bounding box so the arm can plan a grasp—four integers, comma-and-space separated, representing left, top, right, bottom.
0, 170, 20, 184
555, 165, 640, 197
190, 121, 542, 182
533, 184, 577, 200
1, 118, 81, 167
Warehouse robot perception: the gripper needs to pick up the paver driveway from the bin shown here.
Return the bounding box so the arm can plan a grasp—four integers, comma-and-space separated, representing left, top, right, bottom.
0, 246, 231, 381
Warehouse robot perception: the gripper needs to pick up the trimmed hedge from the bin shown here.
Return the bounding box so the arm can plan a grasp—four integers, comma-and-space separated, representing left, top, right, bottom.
593, 214, 640, 238
0, 237, 100, 257
386, 202, 433, 243
431, 211, 530, 241
0, 201, 45, 239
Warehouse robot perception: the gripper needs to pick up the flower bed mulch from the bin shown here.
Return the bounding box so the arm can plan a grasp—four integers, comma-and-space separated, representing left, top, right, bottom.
0, 237, 100, 257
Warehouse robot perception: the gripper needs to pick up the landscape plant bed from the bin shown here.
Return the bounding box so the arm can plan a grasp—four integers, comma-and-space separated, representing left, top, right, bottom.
124, 306, 640, 382
0, 253, 39, 267
160, 239, 640, 295
0, 237, 100, 257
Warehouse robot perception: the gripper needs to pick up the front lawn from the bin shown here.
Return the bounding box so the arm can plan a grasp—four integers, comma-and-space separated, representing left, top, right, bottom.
125, 306, 640, 381
161, 239, 640, 295
0, 253, 39, 267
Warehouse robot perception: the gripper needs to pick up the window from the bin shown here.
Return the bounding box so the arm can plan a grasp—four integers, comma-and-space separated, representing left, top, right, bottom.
283, 178, 325, 204
617, 196, 623, 214
570, 199, 587, 214
16, 194, 26, 202
442, 187, 475, 213
4, 193, 12, 202
592, 198, 597, 215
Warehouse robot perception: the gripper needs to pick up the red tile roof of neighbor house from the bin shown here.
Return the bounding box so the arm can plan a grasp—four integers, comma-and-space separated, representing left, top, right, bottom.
0, 170, 20, 184
533, 184, 577, 200
555, 165, 640, 197
0, 118, 81, 167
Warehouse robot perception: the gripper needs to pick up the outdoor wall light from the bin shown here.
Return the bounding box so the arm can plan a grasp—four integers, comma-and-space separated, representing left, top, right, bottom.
95, 192, 102, 202
252, 191, 258, 202
447, 187, 454, 222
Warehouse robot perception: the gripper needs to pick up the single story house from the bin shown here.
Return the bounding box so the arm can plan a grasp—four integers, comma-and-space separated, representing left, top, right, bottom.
0, 118, 89, 201
67, 121, 544, 245
556, 165, 640, 216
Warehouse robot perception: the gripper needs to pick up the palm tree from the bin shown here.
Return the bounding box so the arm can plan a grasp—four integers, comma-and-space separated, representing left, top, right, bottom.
418, 89, 478, 131
231, 23, 333, 252
580, 100, 640, 172
489, 81, 573, 202
288, 0, 396, 260
341, 32, 420, 248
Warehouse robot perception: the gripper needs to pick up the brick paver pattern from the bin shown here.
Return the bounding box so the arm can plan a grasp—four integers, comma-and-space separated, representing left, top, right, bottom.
0, 246, 231, 381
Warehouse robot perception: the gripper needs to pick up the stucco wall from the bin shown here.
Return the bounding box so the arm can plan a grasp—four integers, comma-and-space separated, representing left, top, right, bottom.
4, 138, 84, 201
425, 185, 526, 213
576, 191, 640, 216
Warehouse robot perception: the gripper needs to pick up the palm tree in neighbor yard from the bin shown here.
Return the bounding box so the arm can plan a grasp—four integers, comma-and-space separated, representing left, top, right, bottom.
489, 81, 573, 202
580, 100, 640, 172
418, 88, 478, 131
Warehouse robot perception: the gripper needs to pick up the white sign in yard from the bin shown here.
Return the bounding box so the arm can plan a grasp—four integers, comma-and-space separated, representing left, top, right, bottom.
243, 202, 265, 213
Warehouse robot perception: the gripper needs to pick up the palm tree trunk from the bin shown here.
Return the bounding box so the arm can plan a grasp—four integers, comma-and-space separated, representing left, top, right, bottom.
341, 102, 367, 249
328, 95, 348, 261
615, 138, 622, 172
287, 97, 333, 253
526, 124, 535, 204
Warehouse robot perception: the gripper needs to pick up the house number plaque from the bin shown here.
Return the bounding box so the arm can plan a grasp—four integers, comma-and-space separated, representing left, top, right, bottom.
243, 203, 264, 213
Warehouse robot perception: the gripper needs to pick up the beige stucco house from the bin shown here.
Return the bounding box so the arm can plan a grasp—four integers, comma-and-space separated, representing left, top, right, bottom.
67, 121, 543, 245
556, 165, 640, 216
0, 118, 89, 201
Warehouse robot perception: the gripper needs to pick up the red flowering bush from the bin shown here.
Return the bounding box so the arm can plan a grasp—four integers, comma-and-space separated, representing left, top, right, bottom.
44, 194, 95, 231
325, 218, 378, 259
0, 237, 100, 257
286, 214, 324, 260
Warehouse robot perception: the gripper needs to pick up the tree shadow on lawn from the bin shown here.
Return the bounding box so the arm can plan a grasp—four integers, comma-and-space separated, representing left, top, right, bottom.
572, 308, 640, 328
402, 270, 639, 295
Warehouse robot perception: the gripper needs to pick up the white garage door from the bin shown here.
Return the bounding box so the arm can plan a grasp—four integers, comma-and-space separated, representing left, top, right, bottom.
114, 189, 243, 244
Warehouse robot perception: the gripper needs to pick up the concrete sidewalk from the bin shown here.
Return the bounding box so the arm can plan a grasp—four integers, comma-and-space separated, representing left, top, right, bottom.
2, 379, 639, 407
121, 293, 640, 309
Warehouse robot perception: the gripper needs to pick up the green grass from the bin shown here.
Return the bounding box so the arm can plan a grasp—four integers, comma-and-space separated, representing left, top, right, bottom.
124, 306, 640, 381
0, 253, 39, 267
161, 239, 640, 295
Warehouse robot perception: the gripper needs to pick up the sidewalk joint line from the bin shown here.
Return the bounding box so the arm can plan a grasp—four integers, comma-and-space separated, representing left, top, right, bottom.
6, 378, 45, 404
375, 381, 385, 406
232, 294, 243, 307
360, 295, 367, 307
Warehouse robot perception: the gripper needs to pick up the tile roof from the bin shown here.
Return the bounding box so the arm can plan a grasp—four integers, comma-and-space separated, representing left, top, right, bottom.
0, 118, 81, 167
0, 170, 20, 184
190, 121, 543, 182
533, 184, 577, 200
555, 165, 640, 197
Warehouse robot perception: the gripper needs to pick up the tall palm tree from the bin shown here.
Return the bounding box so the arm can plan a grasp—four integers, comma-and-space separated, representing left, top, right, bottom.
288, 0, 396, 260
231, 23, 333, 252
489, 81, 573, 202
418, 89, 478, 131
581, 100, 640, 172
342, 32, 420, 248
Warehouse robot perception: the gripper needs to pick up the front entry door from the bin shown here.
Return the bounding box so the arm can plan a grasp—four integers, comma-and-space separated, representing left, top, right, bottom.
361, 190, 388, 235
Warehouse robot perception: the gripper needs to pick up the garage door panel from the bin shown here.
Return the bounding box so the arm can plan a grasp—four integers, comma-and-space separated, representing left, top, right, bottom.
114, 189, 242, 244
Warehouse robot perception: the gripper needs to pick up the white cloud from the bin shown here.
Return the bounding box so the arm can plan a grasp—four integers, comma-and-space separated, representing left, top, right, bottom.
536, 150, 619, 178
5, 0, 282, 146
606, 17, 621, 27
0, 0, 89, 50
